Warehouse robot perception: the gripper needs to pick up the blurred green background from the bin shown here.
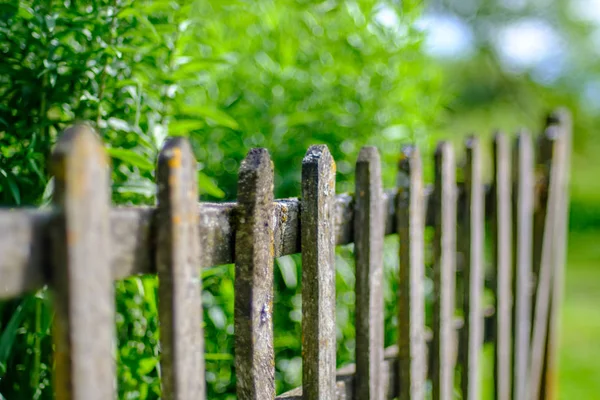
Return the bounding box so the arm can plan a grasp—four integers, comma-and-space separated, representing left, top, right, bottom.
0, 0, 598, 399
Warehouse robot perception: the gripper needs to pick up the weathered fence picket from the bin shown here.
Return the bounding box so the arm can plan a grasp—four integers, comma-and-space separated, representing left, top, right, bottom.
431, 142, 457, 400
530, 124, 568, 400
542, 109, 572, 400
156, 137, 206, 400
511, 132, 534, 400
492, 133, 513, 400
234, 149, 276, 400
354, 147, 385, 400
397, 145, 426, 400
50, 125, 115, 400
0, 111, 571, 400
301, 145, 337, 400
460, 137, 485, 400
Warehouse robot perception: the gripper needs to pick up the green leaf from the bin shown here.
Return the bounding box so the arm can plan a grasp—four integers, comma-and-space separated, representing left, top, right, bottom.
286, 112, 320, 127
137, 358, 157, 376
40, 178, 54, 208
0, 297, 33, 377
107, 117, 132, 132
201, 265, 228, 280
113, 178, 156, 197
0, 169, 21, 205
180, 105, 240, 130
198, 172, 225, 198
168, 119, 205, 136
17, 5, 34, 20
204, 353, 234, 361
107, 148, 154, 171
276, 256, 297, 289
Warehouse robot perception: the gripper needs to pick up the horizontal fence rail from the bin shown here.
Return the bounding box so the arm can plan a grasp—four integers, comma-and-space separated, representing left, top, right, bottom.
1, 185, 504, 299
0, 110, 571, 400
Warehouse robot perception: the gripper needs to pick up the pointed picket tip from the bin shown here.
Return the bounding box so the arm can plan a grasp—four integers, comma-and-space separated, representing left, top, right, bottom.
52, 124, 108, 177
546, 108, 571, 127
303, 145, 335, 172
465, 135, 480, 151
398, 144, 419, 173
434, 141, 454, 172
434, 141, 449, 156
240, 148, 273, 175
493, 131, 508, 145
357, 146, 380, 164
157, 137, 197, 196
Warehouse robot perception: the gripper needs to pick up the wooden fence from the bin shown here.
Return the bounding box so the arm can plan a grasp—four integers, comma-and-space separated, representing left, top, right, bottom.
0, 110, 571, 400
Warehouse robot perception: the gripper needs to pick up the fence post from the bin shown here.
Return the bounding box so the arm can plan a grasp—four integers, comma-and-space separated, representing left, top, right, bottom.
51, 125, 115, 400
431, 142, 457, 400
354, 146, 385, 400
397, 145, 426, 400
156, 137, 205, 400
492, 133, 513, 400
301, 145, 336, 400
530, 125, 566, 400
511, 132, 534, 400
542, 109, 572, 400
459, 137, 485, 400
234, 148, 276, 400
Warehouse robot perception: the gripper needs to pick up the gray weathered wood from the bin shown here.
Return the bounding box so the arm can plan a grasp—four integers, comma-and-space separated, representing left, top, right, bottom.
511, 132, 534, 400
529, 126, 564, 400
234, 148, 276, 400
0, 209, 50, 297
156, 137, 205, 400
396, 145, 426, 400
3, 184, 486, 299
492, 133, 512, 400
431, 142, 457, 400
354, 146, 385, 400
531, 129, 553, 320
277, 308, 495, 400
301, 145, 337, 400
50, 125, 115, 400
542, 109, 572, 400
460, 137, 485, 400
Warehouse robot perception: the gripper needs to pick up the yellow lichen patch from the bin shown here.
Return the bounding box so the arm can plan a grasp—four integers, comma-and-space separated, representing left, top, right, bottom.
172, 215, 181, 225
168, 147, 182, 169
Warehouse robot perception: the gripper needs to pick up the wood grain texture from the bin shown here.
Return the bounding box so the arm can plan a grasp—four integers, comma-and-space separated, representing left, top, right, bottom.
156, 137, 205, 400
542, 109, 572, 400
2, 184, 491, 299
396, 145, 426, 400
234, 148, 276, 400
431, 142, 457, 400
276, 308, 495, 400
529, 125, 564, 400
50, 125, 115, 400
301, 145, 337, 400
0, 209, 50, 297
511, 132, 534, 400
492, 133, 512, 400
354, 146, 385, 400
460, 137, 485, 400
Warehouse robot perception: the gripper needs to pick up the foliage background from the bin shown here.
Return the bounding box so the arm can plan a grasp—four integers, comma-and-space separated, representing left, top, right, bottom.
420, 1, 600, 398
0, 0, 445, 398
3, 0, 600, 398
